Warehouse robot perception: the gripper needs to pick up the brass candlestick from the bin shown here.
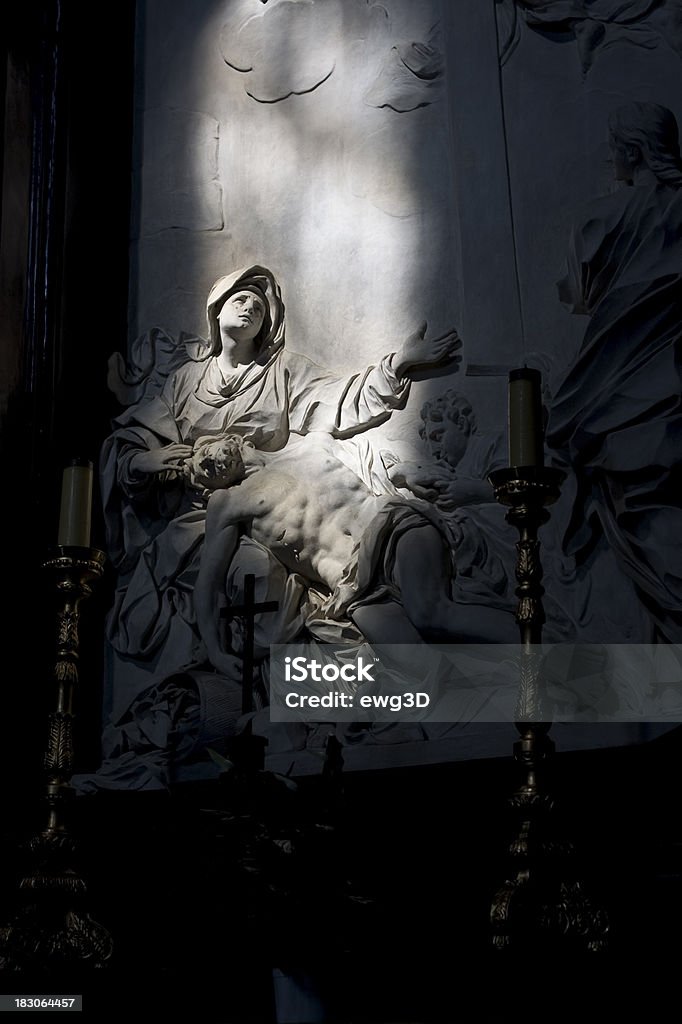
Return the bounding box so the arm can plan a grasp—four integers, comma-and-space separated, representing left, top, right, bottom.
0, 546, 113, 968
487, 466, 609, 952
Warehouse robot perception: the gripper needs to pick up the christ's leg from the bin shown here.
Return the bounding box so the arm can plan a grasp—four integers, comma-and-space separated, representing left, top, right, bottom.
349, 599, 448, 701
349, 527, 450, 686
391, 524, 516, 643
349, 524, 515, 707
350, 524, 515, 646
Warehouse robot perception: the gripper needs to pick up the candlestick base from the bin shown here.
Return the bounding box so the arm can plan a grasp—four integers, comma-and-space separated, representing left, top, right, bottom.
0, 546, 112, 969
0, 831, 113, 969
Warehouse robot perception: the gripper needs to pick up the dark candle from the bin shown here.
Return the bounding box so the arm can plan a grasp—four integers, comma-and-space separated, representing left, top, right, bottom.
508, 368, 543, 467
57, 458, 93, 547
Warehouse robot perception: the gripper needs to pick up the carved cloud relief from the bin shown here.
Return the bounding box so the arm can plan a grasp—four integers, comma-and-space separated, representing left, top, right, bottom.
363, 26, 444, 112
219, 0, 342, 103
220, 0, 444, 114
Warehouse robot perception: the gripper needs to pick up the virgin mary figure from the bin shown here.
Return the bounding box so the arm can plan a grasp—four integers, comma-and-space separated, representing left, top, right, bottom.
102, 263, 460, 703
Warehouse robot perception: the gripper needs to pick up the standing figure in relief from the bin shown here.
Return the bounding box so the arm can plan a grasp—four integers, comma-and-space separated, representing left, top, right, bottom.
545, 102, 682, 642
101, 264, 464, 686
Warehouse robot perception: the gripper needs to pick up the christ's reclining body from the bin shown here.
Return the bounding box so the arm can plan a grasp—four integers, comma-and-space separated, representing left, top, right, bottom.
192, 431, 513, 680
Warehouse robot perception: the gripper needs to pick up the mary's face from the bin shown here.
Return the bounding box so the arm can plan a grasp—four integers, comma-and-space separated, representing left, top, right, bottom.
218, 289, 267, 344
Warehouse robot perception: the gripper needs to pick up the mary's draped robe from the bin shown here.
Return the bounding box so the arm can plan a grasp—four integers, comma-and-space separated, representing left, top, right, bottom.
102, 344, 413, 665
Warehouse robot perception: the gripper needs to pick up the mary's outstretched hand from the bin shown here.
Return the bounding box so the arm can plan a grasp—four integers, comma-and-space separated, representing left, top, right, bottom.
393, 322, 462, 379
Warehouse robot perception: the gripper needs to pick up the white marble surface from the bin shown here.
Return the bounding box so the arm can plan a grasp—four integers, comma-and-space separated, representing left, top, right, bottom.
94, 0, 682, 788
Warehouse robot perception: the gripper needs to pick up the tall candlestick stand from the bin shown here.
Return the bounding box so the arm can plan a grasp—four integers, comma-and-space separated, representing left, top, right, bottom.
0, 546, 113, 968
487, 467, 609, 952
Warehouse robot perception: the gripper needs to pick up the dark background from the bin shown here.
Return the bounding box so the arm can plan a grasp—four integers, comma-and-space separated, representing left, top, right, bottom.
0, 1, 135, 786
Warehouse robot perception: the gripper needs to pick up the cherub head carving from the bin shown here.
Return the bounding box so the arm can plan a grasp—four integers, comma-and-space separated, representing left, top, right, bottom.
419, 389, 475, 467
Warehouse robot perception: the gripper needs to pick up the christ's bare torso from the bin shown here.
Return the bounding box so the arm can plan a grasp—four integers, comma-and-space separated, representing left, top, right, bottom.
224, 434, 387, 589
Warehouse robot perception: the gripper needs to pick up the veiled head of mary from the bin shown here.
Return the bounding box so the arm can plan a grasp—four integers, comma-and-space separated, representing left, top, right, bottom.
608, 102, 682, 187
205, 265, 286, 361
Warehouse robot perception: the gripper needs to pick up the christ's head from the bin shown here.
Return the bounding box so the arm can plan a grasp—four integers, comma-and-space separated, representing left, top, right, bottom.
189, 434, 251, 491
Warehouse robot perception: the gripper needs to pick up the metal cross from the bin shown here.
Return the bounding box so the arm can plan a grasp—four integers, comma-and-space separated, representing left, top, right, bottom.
220, 573, 279, 714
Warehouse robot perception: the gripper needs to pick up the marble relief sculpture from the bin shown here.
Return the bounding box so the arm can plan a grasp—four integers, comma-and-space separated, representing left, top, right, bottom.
102, 265, 471, 679
193, 429, 463, 680
363, 26, 444, 113
546, 101, 682, 642
87, 266, 523, 789
220, 0, 341, 104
